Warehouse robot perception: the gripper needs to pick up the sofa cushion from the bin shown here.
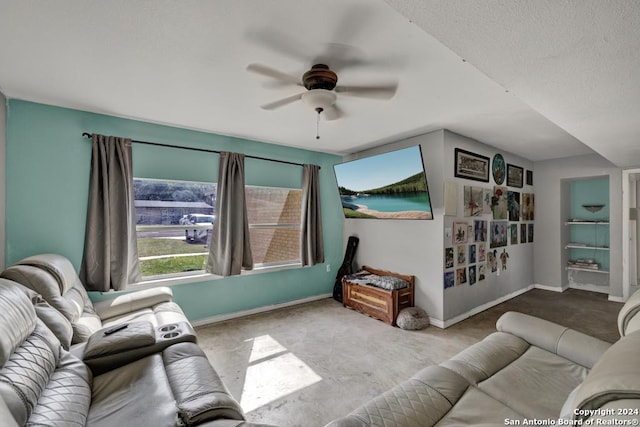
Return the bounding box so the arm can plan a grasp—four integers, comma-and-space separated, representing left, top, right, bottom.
325, 366, 470, 427
571, 330, 640, 420
434, 387, 525, 426
16, 253, 81, 296
439, 332, 529, 384
27, 350, 92, 426
0, 279, 37, 366
89, 341, 246, 427
478, 345, 588, 419
1, 265, 84, 322
497, 311, 611, 368
89, 352, 181, 427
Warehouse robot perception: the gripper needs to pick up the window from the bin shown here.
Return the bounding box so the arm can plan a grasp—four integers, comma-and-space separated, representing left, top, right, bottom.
134, 179, 302, 280
134, 178, 216, 279
246, 186, 302, 267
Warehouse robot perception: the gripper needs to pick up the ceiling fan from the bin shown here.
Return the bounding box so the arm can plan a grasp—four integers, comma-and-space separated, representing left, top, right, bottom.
247, 62, 398, 123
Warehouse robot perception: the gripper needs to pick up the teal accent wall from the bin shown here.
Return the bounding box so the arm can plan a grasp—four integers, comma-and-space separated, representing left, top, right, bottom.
570, 177, 610, 222
6, 100, 343, 321
569, 177, 610, 270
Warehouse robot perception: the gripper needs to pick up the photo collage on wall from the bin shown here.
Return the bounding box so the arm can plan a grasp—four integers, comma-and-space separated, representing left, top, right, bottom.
445, 149, 534, 289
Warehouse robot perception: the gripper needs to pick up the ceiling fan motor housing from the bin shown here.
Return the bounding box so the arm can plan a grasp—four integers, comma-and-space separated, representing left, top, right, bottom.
303, 64, 338, 91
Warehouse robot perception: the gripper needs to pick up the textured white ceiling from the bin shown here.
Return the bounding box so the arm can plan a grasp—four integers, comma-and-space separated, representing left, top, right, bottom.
385, 0, 640, 167
0, 0, 634, 165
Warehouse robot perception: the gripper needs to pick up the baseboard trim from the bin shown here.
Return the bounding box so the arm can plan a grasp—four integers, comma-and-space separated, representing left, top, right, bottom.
608, 295, 625, 303
429, 318, 445, 329
192, 293, 333, 327
533, 283, 567, 292
441, 285, 534, 329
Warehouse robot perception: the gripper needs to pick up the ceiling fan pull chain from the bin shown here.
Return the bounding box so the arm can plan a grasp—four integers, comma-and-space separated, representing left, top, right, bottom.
316, 107, 322, 139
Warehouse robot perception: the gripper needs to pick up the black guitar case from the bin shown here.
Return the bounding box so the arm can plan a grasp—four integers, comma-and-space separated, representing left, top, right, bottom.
332, 236, 360, 303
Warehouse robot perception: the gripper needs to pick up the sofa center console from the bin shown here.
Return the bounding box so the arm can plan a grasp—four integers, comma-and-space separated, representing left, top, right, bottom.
83, 321, 197, 375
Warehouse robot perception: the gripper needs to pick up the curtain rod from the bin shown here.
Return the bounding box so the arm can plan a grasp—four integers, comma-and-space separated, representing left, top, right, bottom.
81, 133, 318, 169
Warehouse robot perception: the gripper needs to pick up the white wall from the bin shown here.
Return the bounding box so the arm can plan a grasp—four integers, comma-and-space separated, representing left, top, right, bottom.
442, 131, 535, 320
533, 154, 623, 298
342, 129, 537, 325
0, 90, 5, 269
342, 130, 446, 321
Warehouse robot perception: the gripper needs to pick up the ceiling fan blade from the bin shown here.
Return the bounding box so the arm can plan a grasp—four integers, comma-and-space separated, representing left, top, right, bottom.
246, 63, 301, 86
323, 104, 344, 121
335, 83, 398, 100
260, 92, 305, 110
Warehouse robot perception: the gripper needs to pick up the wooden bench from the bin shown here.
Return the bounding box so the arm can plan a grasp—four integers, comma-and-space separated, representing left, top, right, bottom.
341, 265, 415, 326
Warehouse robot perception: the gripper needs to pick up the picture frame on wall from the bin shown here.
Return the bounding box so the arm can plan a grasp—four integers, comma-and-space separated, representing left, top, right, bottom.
526, 170, 533, 186
492, 154, 506, 185
453, 221, 469, 244
454, 148, 490, 182
507, 164, 524, 188
490, 221, 509, 248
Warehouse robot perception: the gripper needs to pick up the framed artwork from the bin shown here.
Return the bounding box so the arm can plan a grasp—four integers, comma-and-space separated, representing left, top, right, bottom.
469, 244, 477, 264
528, 223, 534, 243
490, 221, 509, 248
487, 250, 498, 272
469, 265, 477, 285
444, 271, 455, 289
508, 191, 521, 221
454, 148, 490, 182
453, 221, 469, 244
492, 153, 506, 185
464, 186, 484, 216
522, 193, 535, 220
482, 188, 493, 214
491, 186, 508, 219
510, 223, 518, 245
474, 220, 487, 242
507, 164, 524, 188
520, 223, 527, 243
526, 170, 533, 186
444, 247, 454, 269
456, 267, 467, 285
457, 245, 466, 265
478, 264, 486, 281
444, 181, 458, 216
478, 244, 486, 262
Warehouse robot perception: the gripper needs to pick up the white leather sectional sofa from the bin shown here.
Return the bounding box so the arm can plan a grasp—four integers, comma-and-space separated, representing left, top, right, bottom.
326, 291, 640, 426
0, 254, 273, 427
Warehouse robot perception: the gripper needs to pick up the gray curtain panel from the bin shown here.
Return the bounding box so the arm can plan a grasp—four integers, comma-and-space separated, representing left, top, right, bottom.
80, 134, 141, 291
207, 152, 254, 276
301, 164, 324, 266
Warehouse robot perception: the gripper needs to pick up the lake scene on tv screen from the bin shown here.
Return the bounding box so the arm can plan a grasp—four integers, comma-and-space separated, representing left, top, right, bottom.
334, 145, 432, 220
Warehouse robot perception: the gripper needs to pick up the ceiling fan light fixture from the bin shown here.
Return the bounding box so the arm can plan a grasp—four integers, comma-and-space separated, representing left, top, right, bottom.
301, 89, 337, 112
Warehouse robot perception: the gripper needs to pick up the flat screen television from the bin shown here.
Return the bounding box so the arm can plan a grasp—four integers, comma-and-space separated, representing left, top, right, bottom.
333, 145, 432, 220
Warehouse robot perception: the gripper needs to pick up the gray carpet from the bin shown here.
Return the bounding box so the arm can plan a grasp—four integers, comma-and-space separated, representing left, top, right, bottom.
195, 288, 622, 427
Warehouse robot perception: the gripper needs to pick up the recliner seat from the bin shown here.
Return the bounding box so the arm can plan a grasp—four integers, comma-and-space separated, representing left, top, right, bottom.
1, 253, 188, 344
0, 278, 274, 427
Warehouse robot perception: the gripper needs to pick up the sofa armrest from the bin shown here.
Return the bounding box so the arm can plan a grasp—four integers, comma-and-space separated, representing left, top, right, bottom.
93, 287, 174, 320
83, 321, 197, 375
497, 311, 611, 368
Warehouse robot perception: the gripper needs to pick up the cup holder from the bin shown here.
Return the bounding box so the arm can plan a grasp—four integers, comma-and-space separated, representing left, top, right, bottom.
159, 324, 178, 332
162, 332, 180, 339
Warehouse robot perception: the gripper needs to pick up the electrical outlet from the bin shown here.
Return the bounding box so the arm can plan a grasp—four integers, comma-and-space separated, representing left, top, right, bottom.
326, 264, 331, 272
